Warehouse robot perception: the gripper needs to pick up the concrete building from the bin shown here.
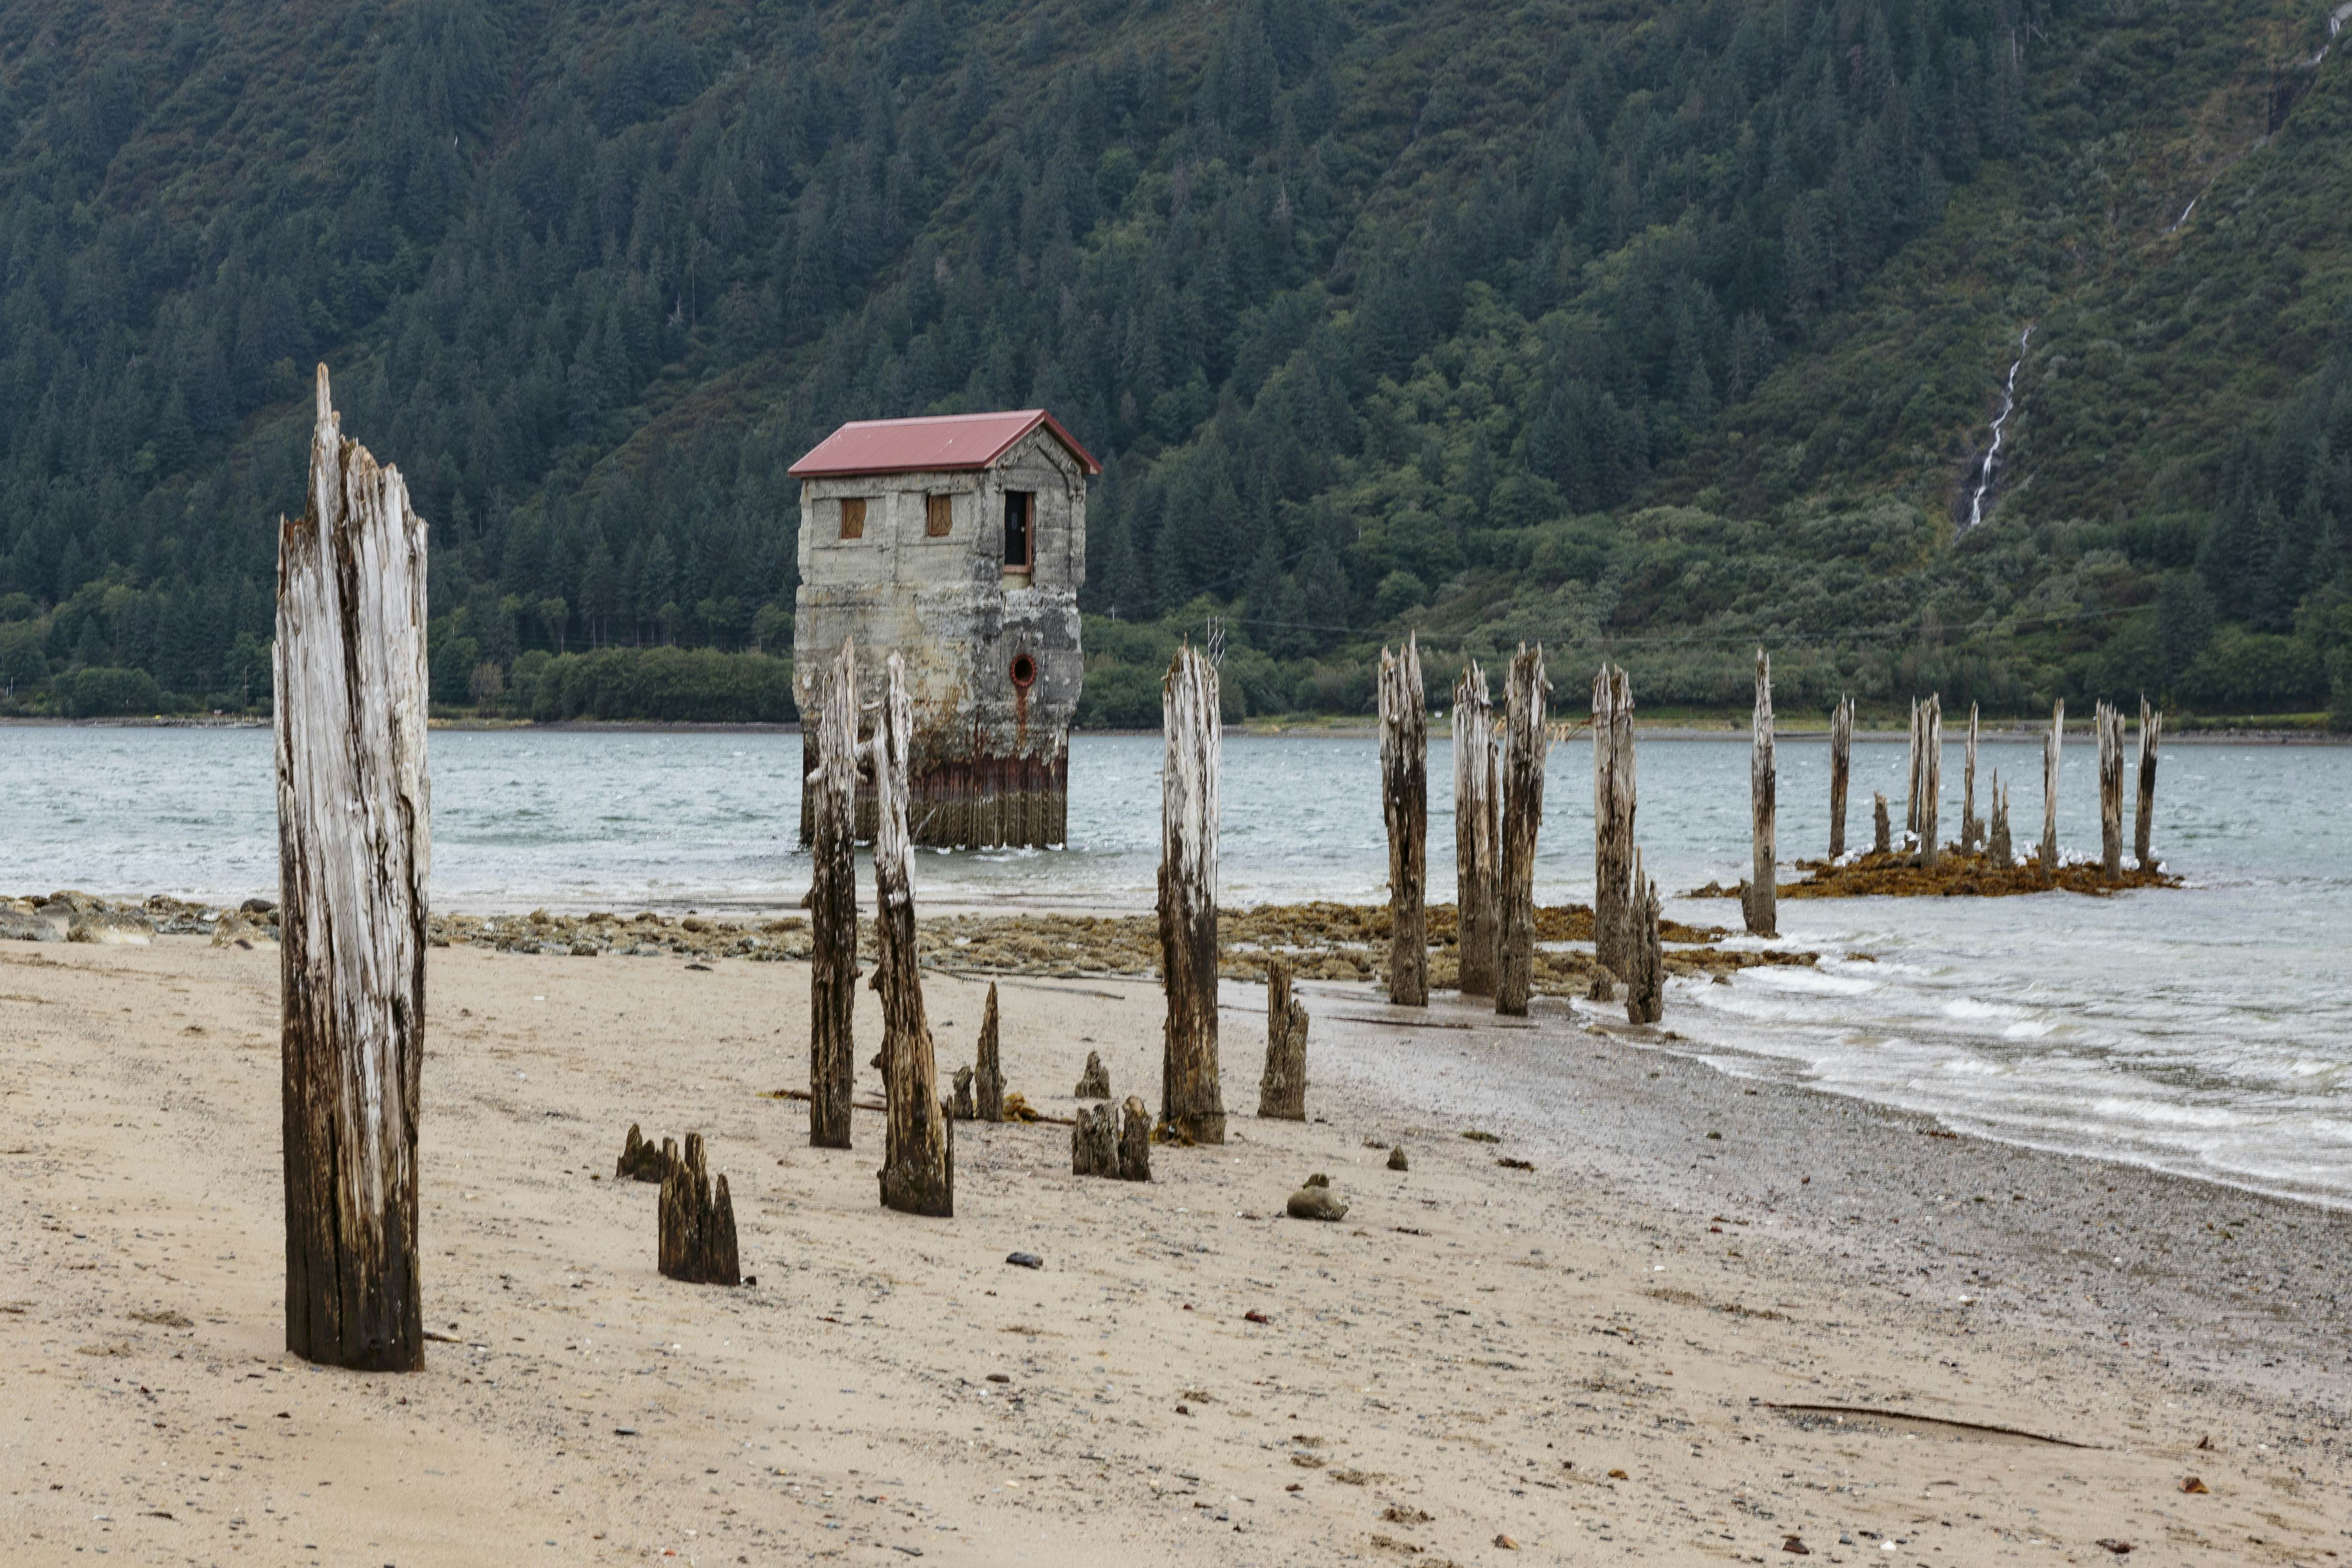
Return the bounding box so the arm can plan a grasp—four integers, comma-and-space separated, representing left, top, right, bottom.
789, 409, 1098, 849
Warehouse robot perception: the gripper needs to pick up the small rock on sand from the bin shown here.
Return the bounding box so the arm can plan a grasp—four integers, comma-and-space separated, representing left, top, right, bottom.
1286, 1174, 1348, 1222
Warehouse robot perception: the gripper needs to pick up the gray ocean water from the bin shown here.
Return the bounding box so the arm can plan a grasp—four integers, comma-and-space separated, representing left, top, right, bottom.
5, 723, 2348, 1205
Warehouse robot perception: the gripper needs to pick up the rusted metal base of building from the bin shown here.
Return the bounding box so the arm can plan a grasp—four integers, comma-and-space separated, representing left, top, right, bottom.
799, 740, 1067, 850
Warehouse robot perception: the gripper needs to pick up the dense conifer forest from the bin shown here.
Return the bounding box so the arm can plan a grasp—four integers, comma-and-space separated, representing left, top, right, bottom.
0, 0, 2347, 724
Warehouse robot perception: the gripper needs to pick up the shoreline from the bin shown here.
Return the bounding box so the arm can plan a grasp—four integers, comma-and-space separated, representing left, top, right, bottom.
0, 938, 2340, 1563
7, 889, 2342, 1218
4, 713, 2343, 743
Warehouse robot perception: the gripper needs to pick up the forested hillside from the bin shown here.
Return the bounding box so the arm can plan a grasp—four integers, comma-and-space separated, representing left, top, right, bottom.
0, 0, 2347, 724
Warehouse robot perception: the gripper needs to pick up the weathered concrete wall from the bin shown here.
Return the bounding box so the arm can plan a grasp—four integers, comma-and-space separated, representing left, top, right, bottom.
793, 428, 1085, 848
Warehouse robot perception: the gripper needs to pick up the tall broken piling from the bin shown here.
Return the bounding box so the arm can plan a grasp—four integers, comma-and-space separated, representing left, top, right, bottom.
873, 652, 952, 1218
1377, 635, 1428, 1007
2041, 699, 2065, 872
1828, 694, 1853, 858
1452, 663, 1500, 997
1963, 702, 1982, 853
808, 638, 859, 1150
1496, 645, 1551, 1017
1159, 645, 1225, 1144
276, 364, 429, 1372
2096, 700, 2126, 881
1745, 650, 1777, 938
1592, 664, 1636, 977
2135, 697, 2162, 871
1919, 694, 1943, 871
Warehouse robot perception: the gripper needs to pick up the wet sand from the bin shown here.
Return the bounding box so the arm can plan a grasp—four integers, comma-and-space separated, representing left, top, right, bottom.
0, 935, 2345, 1565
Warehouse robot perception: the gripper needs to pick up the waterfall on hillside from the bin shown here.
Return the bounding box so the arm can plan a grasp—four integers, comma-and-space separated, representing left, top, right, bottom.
2309, 0, 2351, 63
2168, 197, 2196, 232
1965, 326, 2032, 531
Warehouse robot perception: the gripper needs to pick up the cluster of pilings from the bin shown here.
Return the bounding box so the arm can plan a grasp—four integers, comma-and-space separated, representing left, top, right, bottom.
1818, 690, 2164, 884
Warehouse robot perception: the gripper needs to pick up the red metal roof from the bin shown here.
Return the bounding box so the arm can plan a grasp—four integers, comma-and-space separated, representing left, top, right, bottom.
788, 409, 1101, 478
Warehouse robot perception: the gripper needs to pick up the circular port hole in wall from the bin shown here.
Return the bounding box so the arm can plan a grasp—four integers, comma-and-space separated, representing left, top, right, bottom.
1009, 653, 1038, 689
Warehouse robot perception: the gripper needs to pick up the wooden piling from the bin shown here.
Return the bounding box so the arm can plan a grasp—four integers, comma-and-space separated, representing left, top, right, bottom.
1963, 702, 1982, 853
1118, 1097, 1153, 1181
1258, 960, 1309, 1120
872, 652, 952, 1217
2041, 699, 2064, 872
1919, 694, 1942, 871
1873, 793, 1891, 855
1828, 694, 1852, 858
2135, 697, 2162, 871
974, 982, 1004, 1122
1624, 848, 1664, 1025
2097, 700, 2126, 881
1496, 645, 1551, 1017
1377, 635, 1428, 1008
1452, 662, 1501, 997
1745, 650, 1778, 938
1072, 1103, 1118, 1177
808, 638, 859, 1150
1593, 665, 1637, 977
277, 365, 428, 1372
1989, 774, 2013, 868
1159, 644, 1225, 1144
657, 1133, 741, 1286
1904, 698, 1922, 835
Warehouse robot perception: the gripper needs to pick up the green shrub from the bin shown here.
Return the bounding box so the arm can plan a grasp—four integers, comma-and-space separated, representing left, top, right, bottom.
528, 647, 796, 723
63, 666, 164, 717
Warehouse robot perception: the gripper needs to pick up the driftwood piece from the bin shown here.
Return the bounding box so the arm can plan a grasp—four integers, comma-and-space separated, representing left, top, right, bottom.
951, 1066, 975, 1120
1159, 645, 1225, 1144
277, 365, 429, 1373
1957, 710, 1975, 860
873, 652, 953, 1217
1624, 848, 1664, 1025
1378, 635, 1429, 1007
2096, 700, 2127, 880
1592, 664, 1636, 976
1828, 694, 1852, 858
1989, 774, 2014, 868
1919, 694, 1943, 871
808, 638, 859, 1149
615, 1123, 674, 1183
1496, 645, 1551, 1016
1873, 793, 1891, 855
657, 1132, 740, 1286
2041, 699, 2065, 872
1452, 662, 1501, 996
1744, 650, 1778, 938
1118, 1096, 1152, 1181
2135, 697, 2162, 871
974, 982, 1004, 1121
1073, 1049, 1110, 1100
1258, 960, 1309, 1120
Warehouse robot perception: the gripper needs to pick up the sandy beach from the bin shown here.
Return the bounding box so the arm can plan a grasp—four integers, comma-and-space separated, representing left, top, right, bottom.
2, 931, 2346, 1566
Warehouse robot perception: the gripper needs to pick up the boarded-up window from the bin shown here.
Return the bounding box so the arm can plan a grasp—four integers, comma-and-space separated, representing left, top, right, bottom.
1003, 490, 1034, 569
839, 497, 866, 539
925, 493, 953, 537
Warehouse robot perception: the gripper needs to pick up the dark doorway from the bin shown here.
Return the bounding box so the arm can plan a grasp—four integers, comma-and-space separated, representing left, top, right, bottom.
1003, 490, 1034, 569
